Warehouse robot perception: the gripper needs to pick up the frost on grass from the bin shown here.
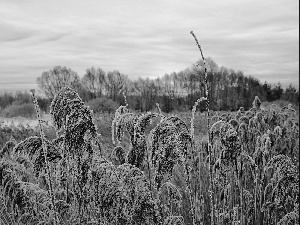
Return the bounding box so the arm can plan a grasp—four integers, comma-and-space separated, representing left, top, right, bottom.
91, 163, 160, 225
0, 88, 299, 225
149, 116, 191, 189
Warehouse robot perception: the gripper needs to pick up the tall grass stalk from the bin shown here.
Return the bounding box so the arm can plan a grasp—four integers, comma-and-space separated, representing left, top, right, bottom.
190, 98, 206, 224
190, 31, 215, 225
239, 160, 244, 225
30, 89, 59, 225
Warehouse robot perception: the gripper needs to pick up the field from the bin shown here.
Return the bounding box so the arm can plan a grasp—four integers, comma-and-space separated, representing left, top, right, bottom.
0, 88, 299, 225
0, 114, 52, 128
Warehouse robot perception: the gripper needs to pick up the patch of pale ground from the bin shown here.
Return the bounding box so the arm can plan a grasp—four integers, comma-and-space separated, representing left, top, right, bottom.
0, 114, 52, 128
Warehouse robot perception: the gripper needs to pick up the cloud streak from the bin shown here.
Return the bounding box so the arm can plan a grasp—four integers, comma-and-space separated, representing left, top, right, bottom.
0, 0, 298, 92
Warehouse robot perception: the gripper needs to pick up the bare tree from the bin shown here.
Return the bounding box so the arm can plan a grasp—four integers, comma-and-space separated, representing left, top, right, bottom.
37, 66, 80, 98
106, 70, 130, 102
81, 67, 107, 98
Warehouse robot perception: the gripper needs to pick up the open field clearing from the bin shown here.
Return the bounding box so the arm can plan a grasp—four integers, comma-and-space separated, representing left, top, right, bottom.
0, 114, 52, 128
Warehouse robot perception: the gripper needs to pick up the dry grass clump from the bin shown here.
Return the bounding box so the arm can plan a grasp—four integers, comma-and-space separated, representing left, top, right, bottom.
0, 87, 298, 225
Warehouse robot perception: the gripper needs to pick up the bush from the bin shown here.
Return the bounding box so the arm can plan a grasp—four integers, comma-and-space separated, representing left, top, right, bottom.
86, 97, 119, 113
0, 92, 14, 110
13, 91, 32, 105
262, 100, 299, 113
37, 97, 51, 113
0, 103, 36, 118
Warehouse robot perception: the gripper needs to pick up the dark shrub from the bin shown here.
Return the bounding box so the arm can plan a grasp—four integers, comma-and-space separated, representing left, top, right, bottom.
1, 103, 36, 118
87, 97, 119, 113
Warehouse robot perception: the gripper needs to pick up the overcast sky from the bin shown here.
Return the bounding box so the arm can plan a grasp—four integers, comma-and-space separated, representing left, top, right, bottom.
0, 0, 298, 92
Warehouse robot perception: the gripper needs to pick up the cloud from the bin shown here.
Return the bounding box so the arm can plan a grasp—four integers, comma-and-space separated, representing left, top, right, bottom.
0, 21, 36, 42
0, 0, 298, 93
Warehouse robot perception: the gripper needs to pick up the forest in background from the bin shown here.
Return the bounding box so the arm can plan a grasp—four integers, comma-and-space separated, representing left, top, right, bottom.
0, 58, 298, 118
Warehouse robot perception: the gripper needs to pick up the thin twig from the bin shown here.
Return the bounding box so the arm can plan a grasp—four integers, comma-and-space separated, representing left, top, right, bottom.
190, 31, 215, 225
30, 89, 59, 225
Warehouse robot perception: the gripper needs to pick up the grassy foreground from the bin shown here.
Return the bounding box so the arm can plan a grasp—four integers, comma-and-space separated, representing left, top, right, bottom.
0, 88, 298, 225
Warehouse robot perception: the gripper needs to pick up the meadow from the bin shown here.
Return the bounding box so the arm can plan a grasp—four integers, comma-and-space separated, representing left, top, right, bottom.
0, 86, 298, 225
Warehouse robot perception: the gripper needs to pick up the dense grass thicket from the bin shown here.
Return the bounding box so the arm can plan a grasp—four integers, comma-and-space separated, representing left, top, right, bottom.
0, 87, 299, 225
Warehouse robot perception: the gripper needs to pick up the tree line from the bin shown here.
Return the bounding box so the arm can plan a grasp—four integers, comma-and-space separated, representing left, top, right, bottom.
1, 58, 299, 113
